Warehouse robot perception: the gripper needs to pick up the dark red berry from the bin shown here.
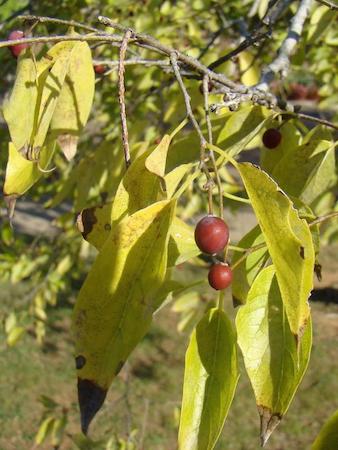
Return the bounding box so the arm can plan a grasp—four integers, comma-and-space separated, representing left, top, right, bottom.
194, 215, 229, 255
262, 128, 282, 149
8, 30, 28, 58
94, 64, 106, 74
208, 263, 233, 290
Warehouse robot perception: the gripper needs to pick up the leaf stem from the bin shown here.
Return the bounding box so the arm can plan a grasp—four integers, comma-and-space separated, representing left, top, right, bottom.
309, 211, 338, 227
231, 242, 267, 271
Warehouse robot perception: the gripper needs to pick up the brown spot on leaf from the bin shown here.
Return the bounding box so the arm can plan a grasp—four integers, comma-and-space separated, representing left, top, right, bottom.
77, 207, 98, 239
104, 223, 111, 231
75, 355, 86, 370
299, 246, 305, 259
77, 378, 107, 435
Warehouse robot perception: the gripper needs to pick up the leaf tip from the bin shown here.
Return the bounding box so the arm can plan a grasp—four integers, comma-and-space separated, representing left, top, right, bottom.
258, 405, 281, 447
4, 194, 18, 223
77, 378, 107, 435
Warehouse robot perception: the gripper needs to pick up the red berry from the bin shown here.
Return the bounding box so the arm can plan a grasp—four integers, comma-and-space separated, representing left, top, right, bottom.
194, 215, 229, 255
262, 128, 282, 149
208, 263, 233, 290
94, 64, 106, 74
8, 30, 28, 58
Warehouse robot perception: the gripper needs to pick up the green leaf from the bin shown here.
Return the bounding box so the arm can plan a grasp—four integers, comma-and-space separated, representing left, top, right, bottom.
50, 41, 95, 160
7, 326, 26, 347
271, 140, 336, 205
231, 225, 268, 305
236, 266, 312, 446
238, 163, 315, 339
217, 105, 270, 156
308, 6, 336, 44
73, 200, 175, 432
312, 409, 338, 450
178, 307, 239, 450
165, 162, 195, 198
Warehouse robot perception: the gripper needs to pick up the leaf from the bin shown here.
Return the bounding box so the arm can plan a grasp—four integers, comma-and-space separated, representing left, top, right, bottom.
178, 307, 239, 450
165, 162, 195, 198
238, 163, 315, 339
217, 105, 270, 156
308, 6, 336, 44
168, 218, 199, 266
7, 326, 26, 347
3, 140, 56, 212
238, 51, 259, 86
112, 135, 172, 222
31, 42, 80, 153
51, 414, 67, 447
236, 266, 312, 446
35, 416, 55, 445
260, 122, 301, 174
231, 225, 268, 305
271, 140, 336, 205
73, 200, 176, 433
312, 409, 338, 450
50, 41, 95, 160
3, 51, 39, 153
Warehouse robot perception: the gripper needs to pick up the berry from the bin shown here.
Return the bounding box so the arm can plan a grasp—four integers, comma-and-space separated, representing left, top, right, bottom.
262, 128, 282, 149
208, 263, 233, 290
94, 64, 106, 74
194, 215, 229, 255
8, 30, 28, 58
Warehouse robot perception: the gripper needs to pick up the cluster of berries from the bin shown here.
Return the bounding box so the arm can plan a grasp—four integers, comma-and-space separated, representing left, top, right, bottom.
194, 216, 232, 291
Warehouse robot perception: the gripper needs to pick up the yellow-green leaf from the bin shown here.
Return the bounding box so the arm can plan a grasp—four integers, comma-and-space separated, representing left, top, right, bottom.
168, 218, 199, 266
238, 163, 315, 338
7, 326, 26, 347
231, 225, 267, 305
4, 140, 55, 199
238, 51, 259, 86
35, 416, 55, 445
50, 41, 95, 160
312, 409, 338, 450
271, 140, 336, 205
236, 266, 312, 446
178, 308, 239, 450
3, 52, 38, 153
73, 200, 175, 433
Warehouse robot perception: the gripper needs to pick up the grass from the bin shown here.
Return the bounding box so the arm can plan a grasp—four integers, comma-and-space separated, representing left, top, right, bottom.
0, 284, 338, 449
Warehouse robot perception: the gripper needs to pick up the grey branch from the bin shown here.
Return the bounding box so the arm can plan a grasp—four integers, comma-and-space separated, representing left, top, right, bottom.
256, 0, 314, 91
118, 30, 133, 169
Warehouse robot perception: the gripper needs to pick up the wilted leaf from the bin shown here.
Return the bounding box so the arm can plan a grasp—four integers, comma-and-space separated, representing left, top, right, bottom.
238, 163, 315, 339
236, 266, 312, 446
50, 41, 95, 160
73, 200, 175, 433
3, 140, 56, 213
178, 307, 239, 450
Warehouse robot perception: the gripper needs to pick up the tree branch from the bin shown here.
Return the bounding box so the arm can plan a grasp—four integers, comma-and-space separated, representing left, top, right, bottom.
118, 30, 133, 169
256, 0, 314, 91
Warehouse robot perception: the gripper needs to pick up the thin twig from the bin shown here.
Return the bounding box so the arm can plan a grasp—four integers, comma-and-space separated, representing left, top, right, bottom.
93, 58, 171, 67
170, 52, 216, 214
296, 113, 338, 131
309, 211, 338, 227
203, 75, 224, 218
18, 14, 102, 33
118, 29, 133, 169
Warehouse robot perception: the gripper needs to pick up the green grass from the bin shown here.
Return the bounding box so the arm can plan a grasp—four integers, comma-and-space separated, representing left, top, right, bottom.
0, 290, 338, 449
